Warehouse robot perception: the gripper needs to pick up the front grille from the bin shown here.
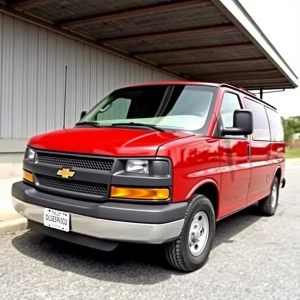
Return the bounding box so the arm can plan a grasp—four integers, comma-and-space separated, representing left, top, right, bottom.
36, 174, 107, 197
37, 153, 114, 171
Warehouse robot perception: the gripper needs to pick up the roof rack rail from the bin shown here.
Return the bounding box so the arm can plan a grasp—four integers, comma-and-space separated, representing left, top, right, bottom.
238, 87, 257, 97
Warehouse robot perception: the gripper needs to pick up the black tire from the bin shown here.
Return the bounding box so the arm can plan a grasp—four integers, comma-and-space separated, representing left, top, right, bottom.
258, 176, 279, 216
165, 195, 215, 272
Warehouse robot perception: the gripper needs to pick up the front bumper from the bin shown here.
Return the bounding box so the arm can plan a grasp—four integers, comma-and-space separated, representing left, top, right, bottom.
12, 182, 186, 245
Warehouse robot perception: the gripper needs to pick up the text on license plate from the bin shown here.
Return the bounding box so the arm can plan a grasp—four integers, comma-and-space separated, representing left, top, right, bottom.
43, 208, 70, 232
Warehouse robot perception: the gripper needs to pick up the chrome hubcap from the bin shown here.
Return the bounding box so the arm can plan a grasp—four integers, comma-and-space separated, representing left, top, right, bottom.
188, 211, 209, 257
271, 183, 278, 209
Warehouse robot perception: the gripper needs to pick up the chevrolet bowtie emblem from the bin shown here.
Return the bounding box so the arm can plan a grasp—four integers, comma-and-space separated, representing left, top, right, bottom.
57, 168, 75, 179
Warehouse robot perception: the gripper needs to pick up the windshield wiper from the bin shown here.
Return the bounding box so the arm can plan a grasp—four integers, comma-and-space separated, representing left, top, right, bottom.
110, 122, 165, 132
75, 121, 100, 127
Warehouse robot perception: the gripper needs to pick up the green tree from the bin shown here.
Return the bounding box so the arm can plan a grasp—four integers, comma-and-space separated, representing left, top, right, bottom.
282, 116, 300, 145
290, 116, 300, 132
282, 117, 293, 144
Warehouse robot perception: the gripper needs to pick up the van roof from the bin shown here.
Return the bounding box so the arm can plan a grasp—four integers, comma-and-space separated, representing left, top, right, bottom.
125, 81, 277, 111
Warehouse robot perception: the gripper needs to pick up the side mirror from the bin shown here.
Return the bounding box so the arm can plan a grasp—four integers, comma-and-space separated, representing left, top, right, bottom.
80, 111, 87, 120
221, 109, 253, 136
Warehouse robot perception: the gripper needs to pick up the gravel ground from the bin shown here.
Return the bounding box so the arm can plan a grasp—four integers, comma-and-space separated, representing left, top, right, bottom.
1, 163, 299, 300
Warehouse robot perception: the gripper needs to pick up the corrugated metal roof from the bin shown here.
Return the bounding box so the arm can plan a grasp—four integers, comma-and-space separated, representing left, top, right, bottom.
21, 0, 168, 21
103, 27, 249, 53
1, 0, 298, 89
74, 5, 229, 39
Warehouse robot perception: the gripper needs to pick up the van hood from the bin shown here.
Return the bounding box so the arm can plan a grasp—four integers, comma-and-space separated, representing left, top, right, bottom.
28, 127, 193, 156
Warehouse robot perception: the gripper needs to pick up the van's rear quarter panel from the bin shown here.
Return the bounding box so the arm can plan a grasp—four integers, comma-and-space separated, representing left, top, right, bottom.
157, 137, 221, 203
248, 140, 285, 204
271, 141, 286, 181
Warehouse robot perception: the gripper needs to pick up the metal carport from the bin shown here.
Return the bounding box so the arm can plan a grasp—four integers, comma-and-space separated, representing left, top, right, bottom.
0, 0, 298, 90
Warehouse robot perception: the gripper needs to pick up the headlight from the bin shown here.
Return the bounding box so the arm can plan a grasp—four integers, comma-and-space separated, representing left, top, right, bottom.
24, 147, 36, 161
126, 160, 149, 174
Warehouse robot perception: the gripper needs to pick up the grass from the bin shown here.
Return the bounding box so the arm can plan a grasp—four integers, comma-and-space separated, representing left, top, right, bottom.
286, 147, 300, 159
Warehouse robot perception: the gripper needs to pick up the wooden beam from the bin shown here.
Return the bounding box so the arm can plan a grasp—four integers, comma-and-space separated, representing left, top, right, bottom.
58, 0, 209, 28
203, 81, 292, 89
200, 75, 285, 83
133, 42, 254, 57
238, 84, 292, 90
8, 0, 46, 8
100, 24, 235, 44
195, 69, 281, 81
191, 68, 277, 77
223, 78, 288, 85
162, 57, 267, 67
246, 85, 292, 90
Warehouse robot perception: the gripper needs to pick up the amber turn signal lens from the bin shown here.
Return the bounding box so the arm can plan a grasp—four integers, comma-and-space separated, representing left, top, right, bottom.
23, 170, 33, 183
110, 186, 169, 200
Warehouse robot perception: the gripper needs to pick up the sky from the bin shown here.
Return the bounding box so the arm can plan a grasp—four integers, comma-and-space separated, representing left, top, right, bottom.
239, 0, 300, 118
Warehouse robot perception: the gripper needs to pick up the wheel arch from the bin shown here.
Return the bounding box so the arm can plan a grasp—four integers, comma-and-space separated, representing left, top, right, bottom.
188, 179, 220, 219
273, 166, 282, 183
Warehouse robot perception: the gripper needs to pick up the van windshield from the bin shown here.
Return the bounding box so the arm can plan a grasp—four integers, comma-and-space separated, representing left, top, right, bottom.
78, 85, 217, 133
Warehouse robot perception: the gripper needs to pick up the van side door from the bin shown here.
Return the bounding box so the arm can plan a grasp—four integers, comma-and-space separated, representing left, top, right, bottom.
217, 90, 251, 217
243, 97, 273, 204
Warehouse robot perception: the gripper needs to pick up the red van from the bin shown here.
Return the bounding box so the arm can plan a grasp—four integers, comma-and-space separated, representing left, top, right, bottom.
12, 82, 285, 272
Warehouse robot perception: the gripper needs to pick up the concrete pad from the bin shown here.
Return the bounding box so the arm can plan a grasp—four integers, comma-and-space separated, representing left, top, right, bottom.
0, 218, 28, 235
0, 177, 21, 220
0, 153, 23, 179
0, 176, 27, 235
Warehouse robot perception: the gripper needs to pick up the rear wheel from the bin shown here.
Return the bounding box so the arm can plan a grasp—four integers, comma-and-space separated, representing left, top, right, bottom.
258, 176, 279, 216
165, 195, 215, 272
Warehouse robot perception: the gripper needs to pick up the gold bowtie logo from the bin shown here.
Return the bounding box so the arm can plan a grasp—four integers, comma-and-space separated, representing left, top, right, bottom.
57, 168, 75, 179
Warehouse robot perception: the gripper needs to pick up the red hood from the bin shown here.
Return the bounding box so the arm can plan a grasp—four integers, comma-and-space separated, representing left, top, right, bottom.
28, 127, 193, 156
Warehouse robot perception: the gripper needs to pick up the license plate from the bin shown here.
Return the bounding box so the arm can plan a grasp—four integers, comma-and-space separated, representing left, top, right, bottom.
43, 208, 70, 232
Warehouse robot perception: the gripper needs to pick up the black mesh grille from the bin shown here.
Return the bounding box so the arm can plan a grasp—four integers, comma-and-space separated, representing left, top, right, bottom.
36, 174, 107, 197
37, 153, 114, 171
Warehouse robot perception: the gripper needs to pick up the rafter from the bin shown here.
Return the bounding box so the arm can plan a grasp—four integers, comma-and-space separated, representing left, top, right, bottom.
58, 0, 210, 28
245, 84, 292, 90
200, 75, 285, 83
195, 69, 281, 81
222, 77, 287, 85
162, 57, 267, 67
191, 68, 277, 77
8, 0, 46, 8
100, 24, 235, 44
133, 42, 254, 57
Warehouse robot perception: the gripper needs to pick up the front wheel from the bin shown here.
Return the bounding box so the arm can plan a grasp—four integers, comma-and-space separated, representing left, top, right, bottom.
165, 195, 215, 272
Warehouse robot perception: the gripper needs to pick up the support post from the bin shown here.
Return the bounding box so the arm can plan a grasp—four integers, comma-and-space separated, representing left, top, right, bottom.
260, 88, 263, 99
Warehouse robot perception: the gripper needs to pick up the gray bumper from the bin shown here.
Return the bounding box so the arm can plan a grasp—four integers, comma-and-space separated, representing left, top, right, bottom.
12, 196, 184, 244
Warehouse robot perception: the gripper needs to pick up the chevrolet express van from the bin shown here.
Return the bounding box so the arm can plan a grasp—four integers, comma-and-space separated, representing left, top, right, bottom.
12, 82, 285, 272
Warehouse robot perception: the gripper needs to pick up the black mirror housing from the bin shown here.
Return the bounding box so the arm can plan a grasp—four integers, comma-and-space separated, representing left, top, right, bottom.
221, 109, 253, 136
80, 111, 87, 120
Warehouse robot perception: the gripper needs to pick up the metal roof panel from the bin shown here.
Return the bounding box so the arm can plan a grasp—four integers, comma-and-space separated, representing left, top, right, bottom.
3, 0, 297, 89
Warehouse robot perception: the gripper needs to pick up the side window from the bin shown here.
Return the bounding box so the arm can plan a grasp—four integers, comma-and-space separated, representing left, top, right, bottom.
220, 92, 242, 128
265, 107, 284, 142
244, 98, 271, 141
96, 98, 131, 121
